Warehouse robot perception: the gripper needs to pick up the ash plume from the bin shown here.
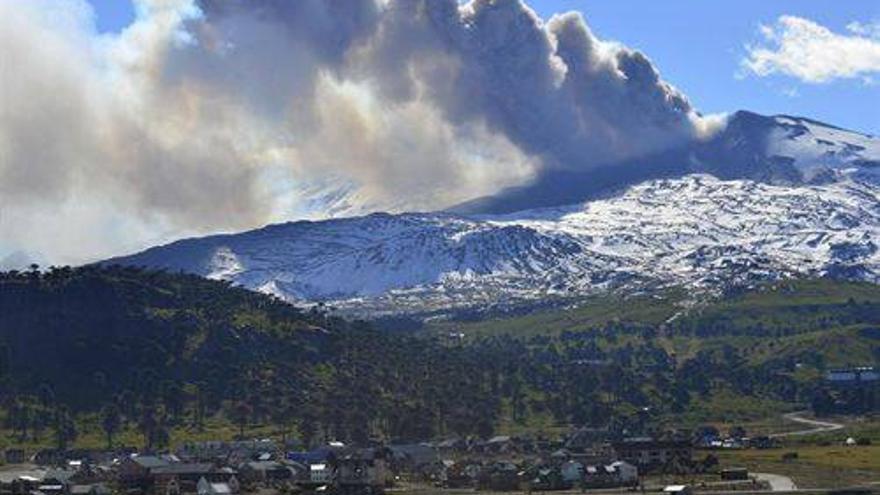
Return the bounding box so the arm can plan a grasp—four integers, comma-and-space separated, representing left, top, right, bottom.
0, 0, 718, 265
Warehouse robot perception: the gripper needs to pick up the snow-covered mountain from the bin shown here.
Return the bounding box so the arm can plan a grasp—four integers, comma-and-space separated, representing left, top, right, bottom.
453, 111, 880, 214
105, 113, 880, 316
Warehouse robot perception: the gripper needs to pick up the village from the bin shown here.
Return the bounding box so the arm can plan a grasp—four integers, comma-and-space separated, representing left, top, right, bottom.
5, 363, 876, 493
0, 425, 806, 495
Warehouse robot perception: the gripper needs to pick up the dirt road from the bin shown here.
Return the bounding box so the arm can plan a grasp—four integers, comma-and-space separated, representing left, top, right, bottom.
769, 411, 845, 438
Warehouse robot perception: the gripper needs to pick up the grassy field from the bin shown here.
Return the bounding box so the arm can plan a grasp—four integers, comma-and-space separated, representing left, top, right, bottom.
717, 445, 880, 488
708, 414, 880, 488
784, 414, 880, 446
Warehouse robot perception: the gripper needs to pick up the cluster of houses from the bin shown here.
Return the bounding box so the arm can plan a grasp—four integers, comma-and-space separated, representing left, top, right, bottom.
385, 434, 702, 491
1, 441, 388, 495
691, 427, 778, 450
436, 458, 638, 491
1, 426, 781, 495
0, 463, 112, 495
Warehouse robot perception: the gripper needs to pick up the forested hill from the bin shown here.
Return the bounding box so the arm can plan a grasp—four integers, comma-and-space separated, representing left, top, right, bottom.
1, 267, 878, 450
0, 266, 507, 446
0, 266, 339, 410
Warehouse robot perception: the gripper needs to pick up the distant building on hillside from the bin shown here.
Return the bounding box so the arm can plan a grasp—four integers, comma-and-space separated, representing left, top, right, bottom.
825, 367, 879, 385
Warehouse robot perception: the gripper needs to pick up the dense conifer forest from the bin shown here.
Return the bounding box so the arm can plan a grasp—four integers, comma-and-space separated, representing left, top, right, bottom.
1, 266, 878, 450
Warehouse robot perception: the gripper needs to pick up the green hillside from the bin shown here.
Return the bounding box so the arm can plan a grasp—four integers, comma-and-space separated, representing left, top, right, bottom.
1, 268, 878, 451
426, 279, 880, 424
427, 289, 686, 338
0, 266, 528, 448
428, 279, 880, 369
430, 279, 880, 341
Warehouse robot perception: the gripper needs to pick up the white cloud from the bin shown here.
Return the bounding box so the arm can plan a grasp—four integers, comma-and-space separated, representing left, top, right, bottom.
741, 15, 880, 83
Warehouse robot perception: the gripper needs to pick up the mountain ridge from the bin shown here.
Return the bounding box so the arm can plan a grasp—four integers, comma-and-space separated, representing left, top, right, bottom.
103, 110, 880, 317
452, 110, 879, 214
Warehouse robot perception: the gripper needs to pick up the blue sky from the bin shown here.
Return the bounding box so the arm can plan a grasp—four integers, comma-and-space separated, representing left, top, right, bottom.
529, 1, 880, 135
87, 0, 879, 134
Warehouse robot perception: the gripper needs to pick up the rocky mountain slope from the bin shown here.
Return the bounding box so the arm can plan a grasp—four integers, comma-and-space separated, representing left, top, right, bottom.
105, 112, 880, 317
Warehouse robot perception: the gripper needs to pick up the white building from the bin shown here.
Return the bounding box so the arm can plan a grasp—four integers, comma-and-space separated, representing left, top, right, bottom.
196, 476, 238, 495
610, 461, 638, 484
309, 464, 332, 484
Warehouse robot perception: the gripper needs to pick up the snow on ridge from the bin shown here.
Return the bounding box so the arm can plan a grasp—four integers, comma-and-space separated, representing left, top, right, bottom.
768, 115, 880, 181
136, 173, 880, 316
101, 111, 880, 316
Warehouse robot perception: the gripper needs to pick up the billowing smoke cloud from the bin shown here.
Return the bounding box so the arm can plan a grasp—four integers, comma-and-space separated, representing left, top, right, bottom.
0, 0, 716, 266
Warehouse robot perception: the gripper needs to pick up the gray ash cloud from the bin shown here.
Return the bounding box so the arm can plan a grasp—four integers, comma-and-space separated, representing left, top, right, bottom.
0, 0, 720, 264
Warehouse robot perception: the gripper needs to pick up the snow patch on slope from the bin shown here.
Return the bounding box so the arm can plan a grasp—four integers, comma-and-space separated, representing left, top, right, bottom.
111, 174, 880, 316
769, 116, 880, 181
